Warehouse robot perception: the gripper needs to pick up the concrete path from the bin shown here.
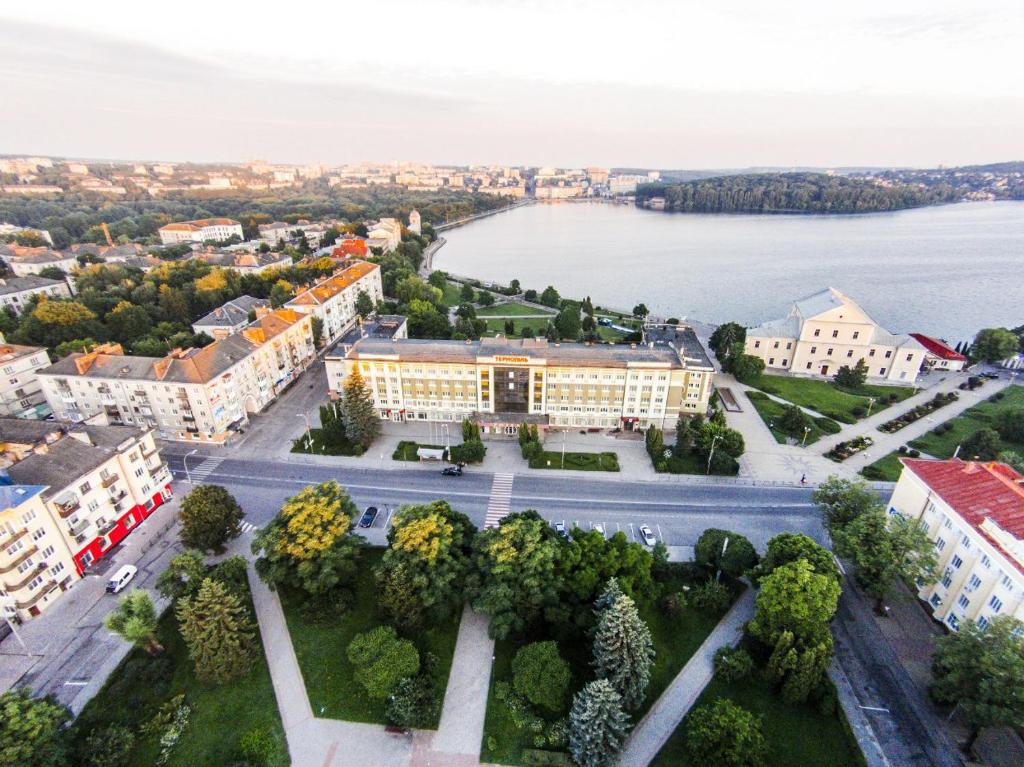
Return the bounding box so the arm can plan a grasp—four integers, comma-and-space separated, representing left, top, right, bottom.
617, 586, 756, 767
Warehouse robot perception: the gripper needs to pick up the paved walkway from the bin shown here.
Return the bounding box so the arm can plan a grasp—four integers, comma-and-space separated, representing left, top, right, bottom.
617, 586, 756, 767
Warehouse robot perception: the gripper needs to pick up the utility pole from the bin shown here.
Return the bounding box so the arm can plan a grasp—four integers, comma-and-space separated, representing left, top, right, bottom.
183, 448, 198, 484
866, 397, 876, 418
296, 413, 312, 452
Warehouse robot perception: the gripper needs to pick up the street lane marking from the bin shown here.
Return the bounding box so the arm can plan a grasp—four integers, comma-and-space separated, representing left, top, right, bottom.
484, 473, 515, 527
187, 457, 223, 484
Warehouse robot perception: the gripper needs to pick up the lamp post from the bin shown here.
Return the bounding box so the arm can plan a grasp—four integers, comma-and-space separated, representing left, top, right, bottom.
866, 397, 876, 418
296, 413, 312, 452
706, 434, 721, 475
802, 425, 811, 447
1, 601, 28, 654
715, 536, 730, 583
183, 448, 198, 484
562, 429, 567, 470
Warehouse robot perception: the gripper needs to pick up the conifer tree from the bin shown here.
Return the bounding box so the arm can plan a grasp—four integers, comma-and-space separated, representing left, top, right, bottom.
593, 577, 624, 615
568, 679, 631, 767
176, 578, 256, 684
592, 592, 655, 710
341, 367, 380, 448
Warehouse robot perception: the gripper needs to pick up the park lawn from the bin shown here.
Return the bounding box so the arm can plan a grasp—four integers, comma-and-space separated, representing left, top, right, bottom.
392, 440, 445, 461
907, 385, 1024, 458
278, 548, 460, 726
747, 374, 915, 424
484, 317, 553, 337
745, 391, 843, 445
657, 451, 739, 477
73, 587, 287, 767
476, 301, 553, 317
860, 451, 907, 482
596, 325, 631, 342
290, 428, 364, 456
651, 672, 864, 767
440, 280, 465, 306
528, 450, 620, 471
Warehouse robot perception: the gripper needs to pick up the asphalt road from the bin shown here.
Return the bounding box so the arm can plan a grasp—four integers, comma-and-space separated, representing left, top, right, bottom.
163, 452, 825, 548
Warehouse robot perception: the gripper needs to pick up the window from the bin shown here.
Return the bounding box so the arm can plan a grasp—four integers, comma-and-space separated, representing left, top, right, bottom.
810, 346, 817, 354
980, 553, 991, 568
884, 350, 892, 358
951, 555, 963, 569
832, 329, 839, 338
87, 499, 99, 513
957, 594, 970, 609
50, 562, 65, 577
753, 340, 760, 348
786, 342, 792, 350
31, 528, 46, 541
846, 350, 854, 358
947, 614, 960, 630
1002, 574, 1015, 591
20, 509, 36, 524
935, 537, 946, 551
27, 575, 44, 591
989, 595, 1003, 612
813, 329, 820, 337
907, 353, 913, 361
134, 467, 144, 478
977, 616, 989, 630
129, 451, 139, 462
853, 331, 860, 340
968, 574, 982, 590
40, 545, 55, 558
806, 362, 812, 369
930, 593, 942, 608
773, 341, 779, 349
879, 367, 886, 376
827, 348, 833, 355
869, 349, 875, 357
961, 535, 971, 549
943, 517, 953, 529
768, 358, 775, 366
941, 573, 952, 588
781, 359, 788, 367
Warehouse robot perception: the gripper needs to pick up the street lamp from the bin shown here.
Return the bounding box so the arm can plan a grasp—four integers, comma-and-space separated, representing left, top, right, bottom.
715, 537, 730, 583
296, 413, 312, 452
183, 448, 198, 484
866, 397, 876, 418
706, 434, 721, 475
1, 601, 29, 654
802, 425, 811, 447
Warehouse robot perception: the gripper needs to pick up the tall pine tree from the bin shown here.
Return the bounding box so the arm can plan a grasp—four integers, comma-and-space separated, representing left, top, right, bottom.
176, 578, 256, 684
592, 592, 655, 710
569, 679, 631, 767
342, 367, 380, 448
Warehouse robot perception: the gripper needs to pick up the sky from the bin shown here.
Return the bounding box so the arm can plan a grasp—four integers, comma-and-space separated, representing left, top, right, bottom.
1, 0, 1022, 169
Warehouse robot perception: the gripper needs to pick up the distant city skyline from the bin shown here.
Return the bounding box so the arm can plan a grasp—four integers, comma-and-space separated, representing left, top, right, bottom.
2, 1, 1023, 168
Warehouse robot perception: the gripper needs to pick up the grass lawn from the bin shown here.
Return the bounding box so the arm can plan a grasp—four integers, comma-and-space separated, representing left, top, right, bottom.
484, 317, 553, 337
477, 302, 553, 317
745, 391, 843, 445
392, 440, 445, 461
528, 450, 620, 471
860, 451, 907, 481
73, 585, 287, 767
278, 547, 460, 726
651, 672, 864, 767
440, 280, 466, 306
596, 325, 631, 342
290, 428, 364, 456
748, 374, 915, 424
655, 451, 739, 477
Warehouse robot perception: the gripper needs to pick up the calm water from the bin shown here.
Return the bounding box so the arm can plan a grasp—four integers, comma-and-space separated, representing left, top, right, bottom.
435, 201, 1024, 344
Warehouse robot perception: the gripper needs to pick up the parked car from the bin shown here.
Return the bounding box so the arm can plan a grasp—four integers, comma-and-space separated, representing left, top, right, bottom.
554, 521, 569, 539
598, 317, 613, 327
593, 523, 606, 536
358, 506, 379, 528
639, 525, 657, 546
441, 465, 463, 476
106, 565, 138, 594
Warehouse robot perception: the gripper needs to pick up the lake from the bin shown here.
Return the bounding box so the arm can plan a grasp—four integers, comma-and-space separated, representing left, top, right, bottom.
434, 201, 1024, 344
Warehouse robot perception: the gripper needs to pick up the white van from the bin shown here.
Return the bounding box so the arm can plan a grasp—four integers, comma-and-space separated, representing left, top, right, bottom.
106, 565, 138, 594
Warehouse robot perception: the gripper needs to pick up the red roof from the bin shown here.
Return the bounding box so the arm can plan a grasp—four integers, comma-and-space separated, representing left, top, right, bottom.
910, 333, 967, 362
900, 458, 1024, 574
334, 239, 367, 257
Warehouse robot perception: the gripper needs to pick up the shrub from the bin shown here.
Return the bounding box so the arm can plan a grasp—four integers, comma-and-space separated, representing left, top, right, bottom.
386, 675, 439, 728
690, 579, 732, 614
713, 646, 755, 682
238, 728, 279, 766
850, 405, 866, 418
346, 625, 420, 699
660, 591, 686, 618
450, 439, 486, 463
897, 445, 908, 454
908, 449, 920, 458
512, 641, 571, 712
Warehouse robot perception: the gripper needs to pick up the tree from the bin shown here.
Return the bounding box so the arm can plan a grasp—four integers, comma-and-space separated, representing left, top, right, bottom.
997, 450, 1024, 472
695, 528, 759, 579
252, 481, 364, 596
347, 625, 420, 699
427, 270, 448, 290
834, 510, 937, 609
269, 281, 291, 308
971, 327, 1020, 362
750, 533, 839, 584
178, 484, 244, 554
21, 300, 105, 347
341, 367, 380, 448
554, 305, 581, 340
726, 351, 765, 383
467, 511, 561, 639
709, 322, 747, 359
512, 641, 571, 712
996, 409, 1024, 444
524, 289, 538, 302
833, 358, 868, 390
176, 578, 257, 684
477, 290, 495, 307
79, 725, 135, 767
749, 559, 839, 647
631, 303, 649, 318
539, 285, 561, 307
960, 428, 1001, 460
386, 675, 438, 729
778, 404, 812, 437
156, 550, 207, 602
568, 679, 631, 767
508, 278, 521, 294
105, 589, 162, 655
674, 415, 693, 456
395, 275, 441, 306
460, 282, 476, 302
713, 646, 755, 682
455, 302, 476, 321
931, 616, 1024, 745
592, 593, 655, 710
105, 301, 152, 344
406, 298, 451, 338
503, 319, 515, 336
0, 688, 70, 767
310, 316, 324, 347
685, 699, 767, 767
812, 476, 883, 534
693, 421, 745, 468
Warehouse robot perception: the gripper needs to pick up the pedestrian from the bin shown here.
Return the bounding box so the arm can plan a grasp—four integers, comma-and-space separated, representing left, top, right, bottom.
800, 474, 806, 485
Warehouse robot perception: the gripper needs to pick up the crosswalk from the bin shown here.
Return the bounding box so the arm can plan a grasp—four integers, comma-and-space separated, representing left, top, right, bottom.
484, 472, 515, 528
187, 457, 223, 484
239, 520, 259, 534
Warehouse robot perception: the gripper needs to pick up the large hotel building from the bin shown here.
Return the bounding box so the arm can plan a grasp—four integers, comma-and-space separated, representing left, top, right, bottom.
327, 326, 714, 432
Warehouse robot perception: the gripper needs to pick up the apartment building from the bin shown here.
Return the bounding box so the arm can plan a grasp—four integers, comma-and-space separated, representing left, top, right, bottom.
38, 308, 314, 443
745, 287, 926, 383
194, 250, 291, 274
0, 246, 79, 277
158, 218, 244, 245
0, 342, 52, 419
192, 296, 271, 339
887, 458, 1024, 631
328, 333, 715, 433
286, 260, 383, 346
0, 275, 72, 313
1, 421, 171, 621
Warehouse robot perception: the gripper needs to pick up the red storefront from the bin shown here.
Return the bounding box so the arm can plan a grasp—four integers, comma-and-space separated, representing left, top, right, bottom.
72, 483, 173, 574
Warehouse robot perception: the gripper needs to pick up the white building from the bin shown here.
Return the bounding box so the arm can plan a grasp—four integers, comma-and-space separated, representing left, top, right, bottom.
0, 224, 52, 245
0, 341, 52, 419
192, 296, 271, 339
0, 248, 79, 277
0, 276, 72, 313
365, 218, 402, 252
408, 210, 421, 235
286, 261, 383, 346
158, 218, 244, 245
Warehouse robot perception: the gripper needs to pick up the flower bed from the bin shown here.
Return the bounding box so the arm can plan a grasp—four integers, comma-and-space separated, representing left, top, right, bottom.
877, 392, 958, 433
825, 435, 873, 462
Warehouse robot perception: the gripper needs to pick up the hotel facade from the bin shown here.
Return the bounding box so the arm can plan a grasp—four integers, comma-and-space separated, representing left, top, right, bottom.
327, 334, 715, 432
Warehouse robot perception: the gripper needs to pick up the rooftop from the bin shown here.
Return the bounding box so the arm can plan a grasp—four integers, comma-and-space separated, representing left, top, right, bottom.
8, 436, 117, 497
0, 484, 46, 510
159, 218, 240, 232
326, 315, 408, 356
0, 275, 67, 296
642, 323, 714, 369
286, 261, 379, 307
910, 333, 968, 362
0, 343, 47, 363
193, 296, 270, 328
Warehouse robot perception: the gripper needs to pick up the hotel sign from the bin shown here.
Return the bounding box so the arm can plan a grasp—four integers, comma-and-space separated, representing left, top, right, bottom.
493, 355, 530, 364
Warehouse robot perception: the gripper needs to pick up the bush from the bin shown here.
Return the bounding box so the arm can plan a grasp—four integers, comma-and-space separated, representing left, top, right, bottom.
238, 727, 279, 767
690, 579, 732, 614
850, 405, 866, 418
512, 641, 571, 712
908, 449, 920, 458
449, 439, 486, 463
713, 646, 755, 682
346, 625, 420, 699
386, 675, 439, 729
660, 591, 687, 618
80, 725, 135, 767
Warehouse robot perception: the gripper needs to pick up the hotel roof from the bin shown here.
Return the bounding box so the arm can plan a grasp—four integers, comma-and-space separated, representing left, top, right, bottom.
286, 261, 379, 307
910, 333, 968, 362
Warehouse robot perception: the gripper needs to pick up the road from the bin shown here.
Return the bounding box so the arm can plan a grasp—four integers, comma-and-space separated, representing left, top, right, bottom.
163, 451, 825, 548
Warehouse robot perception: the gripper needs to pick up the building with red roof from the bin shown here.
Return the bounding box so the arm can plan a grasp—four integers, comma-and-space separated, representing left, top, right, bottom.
888, 457, 1024, 631
333, 238, 368, 258
909, 333, 968, 372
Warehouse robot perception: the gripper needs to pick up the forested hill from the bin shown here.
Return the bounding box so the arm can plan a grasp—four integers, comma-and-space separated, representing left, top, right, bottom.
635, 172, 958, 214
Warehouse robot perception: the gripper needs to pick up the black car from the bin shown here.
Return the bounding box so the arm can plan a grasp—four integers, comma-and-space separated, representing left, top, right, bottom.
441, 465, 463, 476
358, 506, 378, 528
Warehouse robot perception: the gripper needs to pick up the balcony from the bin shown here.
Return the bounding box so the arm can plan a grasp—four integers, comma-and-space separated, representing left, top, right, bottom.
0, 527, 28, 550
68, 518, 90, 538
15, 581, 57, 609
141, 446, 158, 460
4, 562, 46, 592
108, 488, 128, 504
100, 473, 119, 489
0, 545, 38, 575
97, 519, 116, 536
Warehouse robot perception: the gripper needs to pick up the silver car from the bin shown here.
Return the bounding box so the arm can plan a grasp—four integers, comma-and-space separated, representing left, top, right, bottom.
639, 525, 657, 546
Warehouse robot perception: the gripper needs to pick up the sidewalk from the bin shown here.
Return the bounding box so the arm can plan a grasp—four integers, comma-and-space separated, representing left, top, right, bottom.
617, 586, 756, 767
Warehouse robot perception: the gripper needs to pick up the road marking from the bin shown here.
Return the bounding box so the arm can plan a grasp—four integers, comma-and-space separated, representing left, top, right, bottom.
484, 472, 515, 528
187, 457, 223, 484
239, 520, 259, 534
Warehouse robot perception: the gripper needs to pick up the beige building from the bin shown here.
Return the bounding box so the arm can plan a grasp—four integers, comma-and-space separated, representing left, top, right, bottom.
745, 288, 926, 383
328, 333, 715, 433
365, 218, 402, 252
38, 308, 314, 443
158, 218, 244, 245
0, 341, 52, 419
1, 421, 171, 621
886, 458, 1024, 631
286, 261, 383, 346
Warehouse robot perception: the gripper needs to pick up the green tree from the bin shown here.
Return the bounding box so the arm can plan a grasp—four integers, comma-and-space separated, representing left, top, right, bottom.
310, 316, 324, 346
504, 319, 515, 336
725, 351, 765, 383
477, 290, 495, 306
631, 303, 649, 318
20, 300, 105, 347
996, 409, 1024, 444
749, 560, 839, 647
176, 578, 257, 684
406, 298, 451, 338
778, 404, 812, 437
178, 484, 244, 554
930, 616, 1024, 745
568, 679, 631, 767
709, 322, 747, 359
104, 589, 162, 655
695, 528, 759, 579
971, 327, 1020, 362
460, 282, 476, 302
341, 367, 380, 448
252, 481, 364, 596
105, 300, 152, 344
386, 675, 438, 729
750, 533, 839, 584
713, 646, 755, 682
555, 305, 581, 340
395, 275, 441, 306
508, 278, 521, 294
0, 688, 70, 767
512, 641, 571, 712
592, 592, 655, 710
684, 699, 767, 767
79, 725, 135, 767
960, 428, 1001, 460
156, 549, 206, 602
539, 285, 561, 307
269, 281, 291, 308
427, 271, 448, 290
812, 476, 883, 534
674, 415, 693, 456
347, 625, 420, 699
833, 358, 869, 389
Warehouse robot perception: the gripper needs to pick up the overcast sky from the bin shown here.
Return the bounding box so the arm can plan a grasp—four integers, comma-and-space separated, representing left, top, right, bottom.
1, 0, 1022, 168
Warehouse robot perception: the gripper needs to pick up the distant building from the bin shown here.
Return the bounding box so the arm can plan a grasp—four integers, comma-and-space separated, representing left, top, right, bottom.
194, 251, 291, 274
286, 261, 383, 346
0, 342, 52, 419
0, 224, 52, 245
586, 168, 610, 185
744, 287, 926, 383
192, 296, 271, 339
910, 333, 969, 373
66, 163, 89, 175
365, 218, 402, 252
409, 209, 421, 235
0, 276, 72, 313
258, 222, 292, 244
158, 218, 243, 245
333, 238, 368, 258
0, 247, 79, 277
887, 459, 1024, 631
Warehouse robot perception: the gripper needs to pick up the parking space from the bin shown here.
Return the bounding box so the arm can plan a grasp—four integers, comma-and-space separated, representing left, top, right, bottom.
545, 515, 665, 547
